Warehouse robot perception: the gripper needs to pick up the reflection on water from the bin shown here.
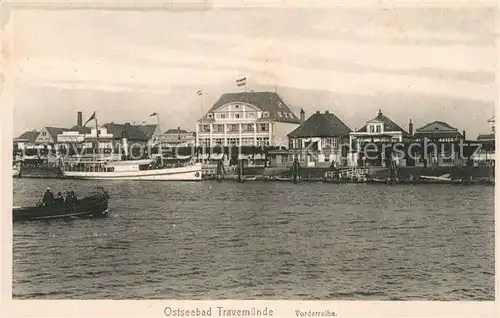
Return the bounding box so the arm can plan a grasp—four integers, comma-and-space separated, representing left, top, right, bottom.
13, 179, 494, 300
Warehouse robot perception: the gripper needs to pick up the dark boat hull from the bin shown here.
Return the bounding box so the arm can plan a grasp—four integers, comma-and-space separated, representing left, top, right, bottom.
13, 193, 109, 222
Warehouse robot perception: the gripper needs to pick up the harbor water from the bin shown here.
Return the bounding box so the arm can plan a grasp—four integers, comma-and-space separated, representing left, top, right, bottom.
12, 179, 494, 300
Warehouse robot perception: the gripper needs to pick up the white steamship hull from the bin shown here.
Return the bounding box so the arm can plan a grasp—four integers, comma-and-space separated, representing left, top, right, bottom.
62, 163, 202, 181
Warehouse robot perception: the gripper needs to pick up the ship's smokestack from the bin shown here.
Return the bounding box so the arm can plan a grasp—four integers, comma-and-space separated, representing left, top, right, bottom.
409, 119, 413, 136
463, 130, 466, 140
77, 111, 83, 127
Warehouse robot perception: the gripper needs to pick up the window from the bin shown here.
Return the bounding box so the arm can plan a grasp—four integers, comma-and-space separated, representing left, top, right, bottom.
376, 125, 381, 133
207, 113, 213, 119
369, 125, 375, 133
241, 138, 254, 146
199, 124, 210, 133
277, 101, 283, 108
263, 112, 270, 118
244, 124, 254, 132
228, 138, 239, 146
214, 138, 224, 146
228, 124, 239, 133
218, 113, 227, 119
42, 131, 47, 136
277, 112, 282, 117
246, 112, 255, 118
283, 113, 288, 118
257, 137, 270, 146
212, 124, 224, 133
259, 124, 269, 132
235, 114, 240, 119
200, 138, 211, 147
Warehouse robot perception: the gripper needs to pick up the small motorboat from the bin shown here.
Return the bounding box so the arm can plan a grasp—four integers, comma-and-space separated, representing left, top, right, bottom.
13, 188, 110, 222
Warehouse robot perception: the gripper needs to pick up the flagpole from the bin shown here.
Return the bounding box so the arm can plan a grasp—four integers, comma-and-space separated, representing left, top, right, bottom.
95, 115, 100, 158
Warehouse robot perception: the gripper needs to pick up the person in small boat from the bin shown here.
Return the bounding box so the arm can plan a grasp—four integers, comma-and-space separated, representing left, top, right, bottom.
70, 191, 78, 203
55, 192, 64, 205
42, 187, 54, 207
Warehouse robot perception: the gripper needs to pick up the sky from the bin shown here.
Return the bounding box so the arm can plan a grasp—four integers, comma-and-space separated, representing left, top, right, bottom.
4, 2, 497, 138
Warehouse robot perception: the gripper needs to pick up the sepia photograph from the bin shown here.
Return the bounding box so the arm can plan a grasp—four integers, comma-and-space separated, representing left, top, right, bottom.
2, 0, 496, 312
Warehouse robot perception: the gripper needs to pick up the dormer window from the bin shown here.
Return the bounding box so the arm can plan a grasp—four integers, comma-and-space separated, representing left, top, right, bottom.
263, 112, 270, 118
376, 125, 381, 133
284, 113, 288, 118
369, 125, 375, 133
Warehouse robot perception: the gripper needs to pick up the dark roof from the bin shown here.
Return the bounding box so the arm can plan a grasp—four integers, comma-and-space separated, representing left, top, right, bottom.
45, 127, 71, 141
70, 125, 92, 134
288, 111, 352, 138
357, 110, 408, 135
478, 133, 495, 141
201, 92, 301, 124
137, 125, 158, 139
102, 123, 157, 141
164, 128, 191, 134
16, 130, 39, 143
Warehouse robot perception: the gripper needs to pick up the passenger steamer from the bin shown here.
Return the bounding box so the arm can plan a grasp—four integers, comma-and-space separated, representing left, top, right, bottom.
61, 155, 202, 181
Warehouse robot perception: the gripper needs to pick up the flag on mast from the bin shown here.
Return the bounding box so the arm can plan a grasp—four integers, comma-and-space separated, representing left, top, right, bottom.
197, 90, 203, 96
236, 77, 246, 87
83, 112, 96, 127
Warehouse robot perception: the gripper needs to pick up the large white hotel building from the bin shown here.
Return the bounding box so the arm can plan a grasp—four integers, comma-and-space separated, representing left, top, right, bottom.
196, 92, 302, 148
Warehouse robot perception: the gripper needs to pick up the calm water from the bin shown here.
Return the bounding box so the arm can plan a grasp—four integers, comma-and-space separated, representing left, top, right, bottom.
12, 179, 495, 300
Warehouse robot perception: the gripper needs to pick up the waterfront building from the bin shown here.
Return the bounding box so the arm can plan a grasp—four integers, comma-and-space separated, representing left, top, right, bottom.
33, 126, 71, 149
14, 130, 40, 151
412, 120, 465, 166
195, 92, 301, 148
349, 109, 408, 166
154, 128, 196, 147
287, 110, 352, 167
57, 122, 158, 158
474, 116, 495, 166
477, 116, 495, 142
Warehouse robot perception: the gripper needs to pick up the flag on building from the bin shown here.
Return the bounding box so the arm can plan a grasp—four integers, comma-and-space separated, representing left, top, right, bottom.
197, 90, 203, 96
83, 112, 96, 127
236, 77, 246, 87
150, 112, 158, 116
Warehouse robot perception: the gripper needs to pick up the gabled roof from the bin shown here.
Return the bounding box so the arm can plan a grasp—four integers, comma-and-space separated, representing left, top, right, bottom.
357, 110, 408, 135
415, 120, 458, 133
45, 127, 71, 141
102, 123, 157, 141
164, 128, 191, 134
288, 111, 352, 138
202, 92, 301, 124
16, 130, 39, 143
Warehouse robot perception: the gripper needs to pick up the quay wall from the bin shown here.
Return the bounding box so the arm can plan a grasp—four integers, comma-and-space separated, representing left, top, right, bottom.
230, 166, 493, 179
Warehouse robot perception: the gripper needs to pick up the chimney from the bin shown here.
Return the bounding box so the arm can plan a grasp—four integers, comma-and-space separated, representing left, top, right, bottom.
177, 126, 181, 140
325, 110, 330, 114
463, 130, 466, 140
300, 109, 305, 123
315, 110, 320, 114
378, 109, 383, 117
409, 119, 413, 136
77, 111, 83, 127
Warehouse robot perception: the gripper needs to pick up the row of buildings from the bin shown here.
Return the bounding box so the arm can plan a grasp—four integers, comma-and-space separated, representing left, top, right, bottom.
14, 91, 495, 167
